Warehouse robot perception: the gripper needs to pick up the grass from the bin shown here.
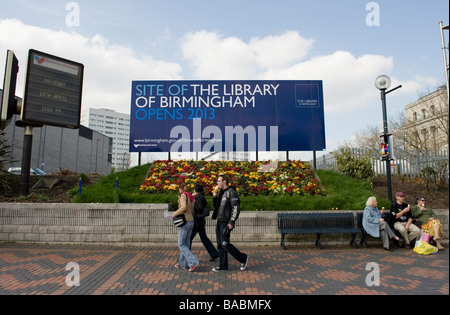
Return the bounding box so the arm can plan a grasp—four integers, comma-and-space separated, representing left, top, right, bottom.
71, 163, 391, 211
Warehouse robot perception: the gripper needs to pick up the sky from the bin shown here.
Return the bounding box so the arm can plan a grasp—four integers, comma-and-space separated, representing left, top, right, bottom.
1, 0, 449, 162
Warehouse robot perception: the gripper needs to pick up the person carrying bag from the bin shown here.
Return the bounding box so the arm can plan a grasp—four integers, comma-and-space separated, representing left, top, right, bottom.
172, 183, 199, 272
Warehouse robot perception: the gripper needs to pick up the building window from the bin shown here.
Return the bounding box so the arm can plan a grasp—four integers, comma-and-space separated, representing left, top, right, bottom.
430, 105, 436, 116
422, 109, 427, 119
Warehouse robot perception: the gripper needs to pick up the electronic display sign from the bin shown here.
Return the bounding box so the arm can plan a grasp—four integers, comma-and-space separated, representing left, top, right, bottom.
21, 49, 84, 129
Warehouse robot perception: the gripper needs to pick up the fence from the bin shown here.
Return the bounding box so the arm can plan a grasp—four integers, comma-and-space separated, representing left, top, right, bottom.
315, 149, 449, 181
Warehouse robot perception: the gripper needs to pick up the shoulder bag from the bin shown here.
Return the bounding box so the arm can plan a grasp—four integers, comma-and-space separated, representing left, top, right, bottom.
173, 214, 186, 227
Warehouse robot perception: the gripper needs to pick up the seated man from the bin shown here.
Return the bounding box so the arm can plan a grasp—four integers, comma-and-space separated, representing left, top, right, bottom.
390, 192, 421, 248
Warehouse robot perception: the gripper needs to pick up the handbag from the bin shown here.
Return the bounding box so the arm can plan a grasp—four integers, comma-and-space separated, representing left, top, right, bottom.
173, 192, 191, 227
196, 206, 211, 218
173, 214, 187, 228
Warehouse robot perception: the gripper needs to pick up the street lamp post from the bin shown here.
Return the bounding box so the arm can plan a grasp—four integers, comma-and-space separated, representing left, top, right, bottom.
375, 75, 402, 202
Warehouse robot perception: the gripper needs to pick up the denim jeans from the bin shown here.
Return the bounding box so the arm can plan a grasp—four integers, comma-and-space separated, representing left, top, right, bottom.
178, 221, 199, 269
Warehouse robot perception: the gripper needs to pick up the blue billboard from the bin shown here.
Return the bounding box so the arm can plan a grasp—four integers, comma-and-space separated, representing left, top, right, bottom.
129, 80, 325, 153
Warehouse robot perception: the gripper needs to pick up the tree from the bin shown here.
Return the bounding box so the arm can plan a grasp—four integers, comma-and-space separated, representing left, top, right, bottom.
1, 130, 15, 190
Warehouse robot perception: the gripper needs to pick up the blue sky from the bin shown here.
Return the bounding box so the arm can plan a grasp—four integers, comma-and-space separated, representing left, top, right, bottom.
1, 0, 449, 161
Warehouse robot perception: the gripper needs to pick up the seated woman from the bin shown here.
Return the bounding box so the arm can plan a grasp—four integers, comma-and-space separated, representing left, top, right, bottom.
411, 196, 444, 250
363, 196, 400, 251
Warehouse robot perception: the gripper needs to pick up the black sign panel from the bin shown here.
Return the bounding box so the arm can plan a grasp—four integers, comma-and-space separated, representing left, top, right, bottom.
21, 49, 84, 129
1, 50, 19, 130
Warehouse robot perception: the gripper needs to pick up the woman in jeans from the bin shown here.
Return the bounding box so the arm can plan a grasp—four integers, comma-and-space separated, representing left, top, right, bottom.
172, 183, 199, 272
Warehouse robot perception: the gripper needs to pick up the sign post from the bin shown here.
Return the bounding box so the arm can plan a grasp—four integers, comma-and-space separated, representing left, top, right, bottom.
14, 49, 84, 195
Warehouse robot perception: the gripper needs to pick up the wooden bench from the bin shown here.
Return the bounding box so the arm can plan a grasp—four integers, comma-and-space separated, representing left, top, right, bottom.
278, 213, 360, 249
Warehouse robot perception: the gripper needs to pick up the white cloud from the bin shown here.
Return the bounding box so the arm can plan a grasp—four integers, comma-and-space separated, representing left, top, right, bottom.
0, 19, 182, 114
266, 51, 396, 113
181, 30, 400, 113
249, 31, 314, 68
180, 30, 314, 79
180, 30, 257, 79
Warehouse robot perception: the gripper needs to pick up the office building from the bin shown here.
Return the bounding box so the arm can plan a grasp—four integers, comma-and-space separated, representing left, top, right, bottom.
3, 114, 112, 176
81, 108, 131, 171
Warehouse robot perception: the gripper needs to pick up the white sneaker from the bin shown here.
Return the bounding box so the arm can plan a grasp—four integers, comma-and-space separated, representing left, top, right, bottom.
240, 255, 249, 271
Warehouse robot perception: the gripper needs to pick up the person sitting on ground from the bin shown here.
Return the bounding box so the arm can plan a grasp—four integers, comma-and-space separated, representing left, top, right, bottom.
363, 196, 400, 252
411, 196, 444, 250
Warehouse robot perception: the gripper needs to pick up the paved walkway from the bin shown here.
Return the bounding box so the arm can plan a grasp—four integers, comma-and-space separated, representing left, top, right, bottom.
0, 243, 448, 296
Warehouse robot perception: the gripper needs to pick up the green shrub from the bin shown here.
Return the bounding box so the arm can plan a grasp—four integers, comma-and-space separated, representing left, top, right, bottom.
334, 147, 374, 180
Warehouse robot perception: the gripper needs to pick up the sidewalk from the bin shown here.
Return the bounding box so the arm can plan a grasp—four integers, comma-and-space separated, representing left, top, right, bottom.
0, 243, 448, 295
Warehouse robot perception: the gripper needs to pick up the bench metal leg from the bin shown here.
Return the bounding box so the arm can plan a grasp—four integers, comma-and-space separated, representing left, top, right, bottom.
316, 233, 323, 249
360, 232, 369, 248
281, 234, 286, 250
350, 233, 359, 249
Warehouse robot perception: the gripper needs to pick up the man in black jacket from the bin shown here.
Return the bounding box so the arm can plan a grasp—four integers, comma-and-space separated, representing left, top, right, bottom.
390, 192, 421, 248
212, 174, 249, 272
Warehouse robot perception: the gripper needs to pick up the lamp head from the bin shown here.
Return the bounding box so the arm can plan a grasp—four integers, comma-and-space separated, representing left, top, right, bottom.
375, 75, 391, 90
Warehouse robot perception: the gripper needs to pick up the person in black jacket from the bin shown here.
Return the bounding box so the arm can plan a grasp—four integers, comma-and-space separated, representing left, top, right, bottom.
211, 175, 249, 272
190, 184, 219, 261
390, 192, 421, 248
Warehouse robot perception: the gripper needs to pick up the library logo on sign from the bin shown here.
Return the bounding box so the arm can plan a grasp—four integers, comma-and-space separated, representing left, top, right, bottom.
295, 84, 320, 108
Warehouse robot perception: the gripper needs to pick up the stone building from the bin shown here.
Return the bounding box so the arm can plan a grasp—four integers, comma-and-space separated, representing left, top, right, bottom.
404, 86, 449, 151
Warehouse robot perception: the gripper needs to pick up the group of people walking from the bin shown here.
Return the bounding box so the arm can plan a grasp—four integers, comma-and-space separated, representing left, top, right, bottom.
171, 174, 249, 272
171, 176, 444, 270
363, 192, 444, 251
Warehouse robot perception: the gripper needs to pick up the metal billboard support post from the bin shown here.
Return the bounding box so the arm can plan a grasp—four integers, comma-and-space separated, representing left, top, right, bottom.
20, 125, 33, 196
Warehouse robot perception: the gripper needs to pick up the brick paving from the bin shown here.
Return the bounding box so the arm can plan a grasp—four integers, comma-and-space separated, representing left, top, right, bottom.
0, 243, 448, 296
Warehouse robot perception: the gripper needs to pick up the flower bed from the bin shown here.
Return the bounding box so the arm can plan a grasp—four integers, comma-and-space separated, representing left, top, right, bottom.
140, 160, 323, 196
